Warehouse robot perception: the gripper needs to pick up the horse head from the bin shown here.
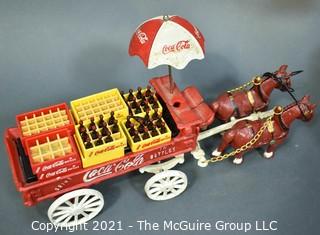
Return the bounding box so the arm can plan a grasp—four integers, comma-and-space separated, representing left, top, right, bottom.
297, 95, 317, 121
262, 65, 303, 92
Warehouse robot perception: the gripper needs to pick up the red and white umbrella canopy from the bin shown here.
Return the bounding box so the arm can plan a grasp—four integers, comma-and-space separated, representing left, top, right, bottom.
129, 15, 205, 70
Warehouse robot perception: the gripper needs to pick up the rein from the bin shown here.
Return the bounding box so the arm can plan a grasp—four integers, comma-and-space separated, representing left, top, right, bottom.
281, 84, 308, 121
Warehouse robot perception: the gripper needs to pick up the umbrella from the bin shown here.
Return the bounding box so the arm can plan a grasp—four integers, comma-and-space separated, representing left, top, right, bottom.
129, 15, 205, 92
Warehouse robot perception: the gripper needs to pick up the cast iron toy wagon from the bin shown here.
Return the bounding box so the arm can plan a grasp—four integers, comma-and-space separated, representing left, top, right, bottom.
3, 15, 314, 227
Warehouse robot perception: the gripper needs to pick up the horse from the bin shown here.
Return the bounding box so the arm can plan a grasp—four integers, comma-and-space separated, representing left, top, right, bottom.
210, 65, 303, 122
211, 95, 316, 165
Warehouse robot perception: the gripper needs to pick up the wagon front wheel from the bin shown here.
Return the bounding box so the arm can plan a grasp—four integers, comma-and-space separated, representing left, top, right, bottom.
144, 170, 188, 201
48, 188, 104, 227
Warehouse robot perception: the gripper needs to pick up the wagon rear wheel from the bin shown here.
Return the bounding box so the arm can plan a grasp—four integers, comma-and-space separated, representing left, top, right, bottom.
48, 189, 104, 227
144, 170, 187, 201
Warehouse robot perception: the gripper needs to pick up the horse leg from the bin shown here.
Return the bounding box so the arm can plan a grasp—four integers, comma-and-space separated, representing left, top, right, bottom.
212, 130, 235, 156
264, 138, 285, 159
233, 152, 244, 165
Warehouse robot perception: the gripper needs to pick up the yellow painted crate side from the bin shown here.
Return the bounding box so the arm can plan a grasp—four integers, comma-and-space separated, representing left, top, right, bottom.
74, 135, 124, 168
74, 124, 127, 167
123, 89, 163, 118
120, 119, 171, 153
70, 88, 128, 124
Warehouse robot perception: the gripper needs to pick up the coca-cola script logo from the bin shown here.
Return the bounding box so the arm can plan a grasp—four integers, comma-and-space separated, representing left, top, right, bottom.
162, 40, 191, 54
83, 154, 144, 183
136, 29, 148, 44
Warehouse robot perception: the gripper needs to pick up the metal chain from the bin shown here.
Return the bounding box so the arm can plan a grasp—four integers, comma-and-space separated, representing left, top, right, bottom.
227, 76, 261, 93
206, 115, 274, 164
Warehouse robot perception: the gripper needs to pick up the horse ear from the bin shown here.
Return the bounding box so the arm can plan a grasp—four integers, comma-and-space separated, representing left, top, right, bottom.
278, 64, 288, 73
301, 95, 308, 102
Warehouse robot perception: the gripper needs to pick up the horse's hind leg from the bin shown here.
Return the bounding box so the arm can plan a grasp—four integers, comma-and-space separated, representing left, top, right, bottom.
212, 130, 235, 156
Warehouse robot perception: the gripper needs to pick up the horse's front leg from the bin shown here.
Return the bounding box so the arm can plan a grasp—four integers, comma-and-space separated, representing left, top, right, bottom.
233, 152, 244, 165
264, 138, 285, 159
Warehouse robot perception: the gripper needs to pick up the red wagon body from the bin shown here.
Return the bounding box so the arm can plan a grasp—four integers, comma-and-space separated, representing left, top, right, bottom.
4, 76, 212, 207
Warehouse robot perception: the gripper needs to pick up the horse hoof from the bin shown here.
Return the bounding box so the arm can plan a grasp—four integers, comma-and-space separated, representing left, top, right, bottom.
264, 151, 274, 159
233, 157, 243, 165
211, 149, 221, 157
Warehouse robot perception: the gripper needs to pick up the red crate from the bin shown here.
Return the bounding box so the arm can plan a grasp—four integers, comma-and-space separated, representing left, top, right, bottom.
24, 129, 81, 181
16, 103, 75, 141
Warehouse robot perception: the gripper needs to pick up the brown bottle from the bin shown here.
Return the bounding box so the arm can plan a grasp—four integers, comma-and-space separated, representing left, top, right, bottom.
155, 118, 163, 128
145, 85, 152, 97
142, 127, 150, 140
95, 136, 103, 146
78, 120, 86, 133
150, 127, 158, 137
84, 136, 93, 149
144, 109, 151, 124
138, 122, 145, 134
140, 97, 147, 107
152, 98, 159, 109
108, 111, 115, 125
111, 120, 119, 133
133, 130, 140, 143
98, 114, 106, 128
127, 89, 134, 102
128, 123, 136, 136
91, 129, 99, 139
159, 122, 167, 134
81, 132, 89, 142
147, 120, 155, 131
148, 94, 155, 104
131, 97, 138, 109
101, 126, 111, 137
135, 105, 142, 114
88, 117, 96, 131
104, 133, 113, 143
125, 116, 132, 128
136, 86, 143, 99
152, 108, 159, 120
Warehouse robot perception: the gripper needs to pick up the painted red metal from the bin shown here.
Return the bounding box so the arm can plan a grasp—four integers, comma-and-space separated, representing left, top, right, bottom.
5, 127, 197, 206
129, 15, 205, 69
150, 75, 213, 129
24, 128, 81, 181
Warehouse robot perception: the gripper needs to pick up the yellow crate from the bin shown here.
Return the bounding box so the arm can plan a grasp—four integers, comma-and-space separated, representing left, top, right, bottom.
123, 88, 163, 117
74, 120, 127, 168
71, 88, 128, 125
121, 113, 171, 152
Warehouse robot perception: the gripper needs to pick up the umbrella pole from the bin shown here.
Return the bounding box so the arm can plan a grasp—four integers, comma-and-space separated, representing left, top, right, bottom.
168, 65, 173, 93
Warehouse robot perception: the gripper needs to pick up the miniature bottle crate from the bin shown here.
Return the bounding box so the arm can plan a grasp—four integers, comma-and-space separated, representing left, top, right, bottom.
16, 103, 74, 139
24, 129, 81, 181
71, 88, 129, 125
121, 111, 171, 152
123, 87, 163, 117
74, 118, 127, 168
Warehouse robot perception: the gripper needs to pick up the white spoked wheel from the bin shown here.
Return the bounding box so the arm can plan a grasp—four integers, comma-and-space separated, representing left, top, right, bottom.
144, 170, 188, 201
48, 189, 104, 227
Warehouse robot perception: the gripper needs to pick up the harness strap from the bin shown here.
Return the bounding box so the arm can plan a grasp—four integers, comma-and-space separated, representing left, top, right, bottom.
257, 84, 267, 103
246, 91, 255, 113
228, 93, 240, 118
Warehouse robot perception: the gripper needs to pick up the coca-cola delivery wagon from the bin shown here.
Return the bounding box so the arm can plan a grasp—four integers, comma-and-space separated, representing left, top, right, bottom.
5, 15, 312, 227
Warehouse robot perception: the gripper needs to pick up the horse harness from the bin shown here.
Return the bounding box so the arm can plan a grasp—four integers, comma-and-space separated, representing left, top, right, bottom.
227, 84, 266, 119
